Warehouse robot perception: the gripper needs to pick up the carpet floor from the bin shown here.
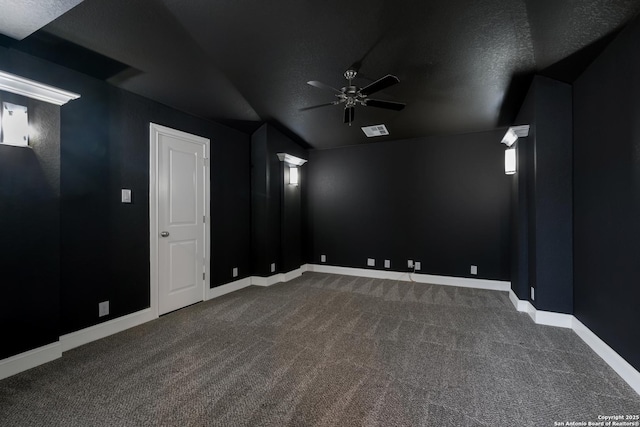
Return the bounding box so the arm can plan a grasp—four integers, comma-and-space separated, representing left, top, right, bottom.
1, 272, 638, 426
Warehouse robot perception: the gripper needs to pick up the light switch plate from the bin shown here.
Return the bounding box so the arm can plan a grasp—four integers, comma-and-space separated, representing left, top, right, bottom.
121, 189, 132, 203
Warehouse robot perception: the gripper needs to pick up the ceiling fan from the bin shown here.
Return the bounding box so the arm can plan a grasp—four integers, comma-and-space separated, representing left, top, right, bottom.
304, 69, 406, 125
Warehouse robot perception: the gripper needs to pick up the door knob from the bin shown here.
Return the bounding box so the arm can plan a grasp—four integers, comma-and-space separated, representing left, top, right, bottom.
160, 231, 170, 237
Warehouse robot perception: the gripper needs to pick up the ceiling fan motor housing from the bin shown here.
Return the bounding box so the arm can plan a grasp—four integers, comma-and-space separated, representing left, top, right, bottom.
306, 69, 405, 125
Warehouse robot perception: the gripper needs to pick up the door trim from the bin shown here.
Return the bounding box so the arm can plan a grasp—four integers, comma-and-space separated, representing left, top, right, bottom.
149, 123, 210, 317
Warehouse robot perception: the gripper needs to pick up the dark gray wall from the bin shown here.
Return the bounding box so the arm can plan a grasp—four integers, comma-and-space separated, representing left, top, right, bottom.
0, 91, 60, 359
0, 46, 251, 356
251, 124, 307, 276
306, 131, 511, 280
573, 16, 640, 371
512, 76, 573, 314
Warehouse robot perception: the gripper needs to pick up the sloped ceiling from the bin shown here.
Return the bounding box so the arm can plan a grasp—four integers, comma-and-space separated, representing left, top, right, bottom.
9, 0, 640, 148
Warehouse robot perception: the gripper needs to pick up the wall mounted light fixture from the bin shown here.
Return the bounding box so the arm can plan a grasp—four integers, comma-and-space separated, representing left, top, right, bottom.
0, 70, 80, 148
289, 166, 299, 185
277, 152, 307, 186
276, 153, 307, 167
501, 125, 529, 147
501, 125, 529, 175
505, 147, 516, 175
1, 102, 29, 147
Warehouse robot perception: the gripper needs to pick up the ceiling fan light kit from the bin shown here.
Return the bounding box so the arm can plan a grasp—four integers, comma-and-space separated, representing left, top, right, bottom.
305, 69, 406, 126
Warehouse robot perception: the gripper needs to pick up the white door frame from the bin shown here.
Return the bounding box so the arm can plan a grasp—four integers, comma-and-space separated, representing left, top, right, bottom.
149, 123, 210, 318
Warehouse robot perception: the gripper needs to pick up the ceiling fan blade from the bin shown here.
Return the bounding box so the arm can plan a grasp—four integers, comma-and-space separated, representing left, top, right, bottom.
360, 75, 400, 96
365, 99, 406, 111
307, 80, 342, 94
343, 107, 355, 124
299, 102, 338, 111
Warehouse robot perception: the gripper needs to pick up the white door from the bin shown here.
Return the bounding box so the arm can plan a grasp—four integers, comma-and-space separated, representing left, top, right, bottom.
150, 124, 210, 316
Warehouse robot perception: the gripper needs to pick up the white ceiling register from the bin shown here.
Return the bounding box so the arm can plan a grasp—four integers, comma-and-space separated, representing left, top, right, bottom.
0, 70, 81, 106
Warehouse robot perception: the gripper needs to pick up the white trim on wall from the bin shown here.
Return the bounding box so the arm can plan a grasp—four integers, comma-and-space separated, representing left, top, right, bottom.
206, 277, 252, 300
509, 290, 640, 395
60, 308, 155, 353
0, 70, 80, 105
252, 266, 306, 287
508, 290, 573, 328
0, 342, 62, 381
306, 264, 510, 291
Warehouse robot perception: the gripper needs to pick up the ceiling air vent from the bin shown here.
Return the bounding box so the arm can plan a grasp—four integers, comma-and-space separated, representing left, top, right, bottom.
361, 124, 389, 137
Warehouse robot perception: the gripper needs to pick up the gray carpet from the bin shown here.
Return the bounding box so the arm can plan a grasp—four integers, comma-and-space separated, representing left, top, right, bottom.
1, 272, 638, 426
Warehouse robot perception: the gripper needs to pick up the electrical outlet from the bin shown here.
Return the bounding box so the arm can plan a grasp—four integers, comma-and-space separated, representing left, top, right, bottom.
98, 301, 109, 317
408, 260, 414, 268
531, 287, 535, 301
415, 261, 421, 271
470, 265, 478, 275
367, 258, 375, 267
321, 254, 326, 263
270, 263, 276, 273
232, 267, 238, 277
384, 259, 391, 269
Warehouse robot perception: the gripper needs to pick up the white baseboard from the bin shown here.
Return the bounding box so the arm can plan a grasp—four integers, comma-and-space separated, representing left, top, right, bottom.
572, 318, 640, 395
251, 266, 306, 287
60, 308, 156, 352
508, 289, 573, 328
207, 277, 252, 299
533, 310, 573, 328
509, 290, 640, 396
0, 342, 62, 381
306, 264, 510, 291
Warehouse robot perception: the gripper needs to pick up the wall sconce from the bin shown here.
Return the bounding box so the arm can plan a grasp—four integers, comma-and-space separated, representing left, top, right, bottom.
289, 166, 299, 186
277, 152, 307, 186
1, 102, 29, 147
501, 125, 529, 175
276, 152, 307, 167
0, 69, 80, 148
505, 147, 516, 175
501, 125, 529, 147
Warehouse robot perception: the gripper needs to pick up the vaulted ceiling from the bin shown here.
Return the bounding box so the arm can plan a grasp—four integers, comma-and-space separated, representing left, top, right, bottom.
2, 0, 639, 148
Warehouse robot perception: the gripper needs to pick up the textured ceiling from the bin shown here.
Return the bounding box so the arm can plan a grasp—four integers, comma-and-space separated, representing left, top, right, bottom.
0, 0, 84, 40
16, 0, 640, 148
